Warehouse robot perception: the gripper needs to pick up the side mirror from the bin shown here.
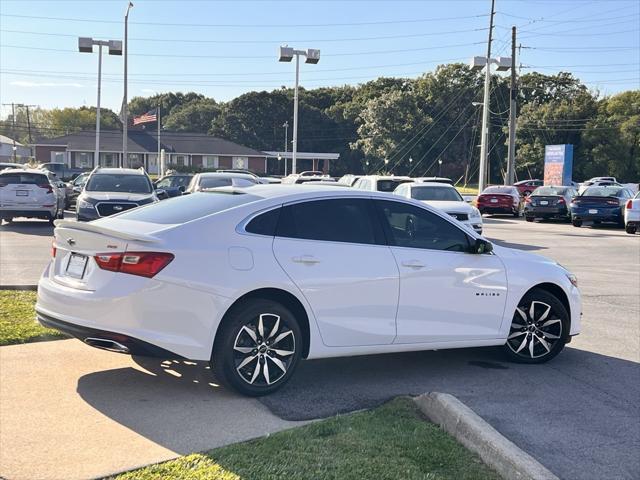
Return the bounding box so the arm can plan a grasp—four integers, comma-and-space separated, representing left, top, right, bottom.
178, 185, 185, 193
472, 238, 493, 254
155, 188, 168, 200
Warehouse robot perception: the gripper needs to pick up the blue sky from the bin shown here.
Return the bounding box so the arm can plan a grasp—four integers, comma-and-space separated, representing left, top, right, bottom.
1, 0, 638, 117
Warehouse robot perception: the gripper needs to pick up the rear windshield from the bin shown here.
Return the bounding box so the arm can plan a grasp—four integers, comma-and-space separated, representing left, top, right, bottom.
86, 174, 152, 193
582, 187, 622, 197
377, 179, 411, 192
532, 187, 568, 196
0, 172, 48, 186
114, 191, 263, 224
483, 186, 515, 195
411, 186, 462, 201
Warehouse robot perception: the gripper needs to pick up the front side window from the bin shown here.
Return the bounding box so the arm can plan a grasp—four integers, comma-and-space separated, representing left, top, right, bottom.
277, 198, 380, 245
376, 179, 411, 192
375, 200, 470, 252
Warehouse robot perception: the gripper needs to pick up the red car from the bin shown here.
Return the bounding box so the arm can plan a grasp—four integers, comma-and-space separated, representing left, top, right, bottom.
513, 179, 543, 196
477, 186, 522, 217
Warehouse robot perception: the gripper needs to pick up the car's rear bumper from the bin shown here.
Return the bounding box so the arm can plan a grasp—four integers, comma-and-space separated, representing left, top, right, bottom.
36, 262, 229, 361
0, 207, 55, 219
524, 206, 569, 218
571, 206, 622, 223
478, 205, 515, 214
36, 311, 183, 358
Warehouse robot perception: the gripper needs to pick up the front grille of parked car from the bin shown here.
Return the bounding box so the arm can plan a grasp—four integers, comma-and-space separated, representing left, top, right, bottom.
447, 212, 468, 221
96, 202, 138, 217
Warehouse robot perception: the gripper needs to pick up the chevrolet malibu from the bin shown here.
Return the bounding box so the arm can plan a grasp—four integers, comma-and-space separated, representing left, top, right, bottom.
37, 185, 581, 396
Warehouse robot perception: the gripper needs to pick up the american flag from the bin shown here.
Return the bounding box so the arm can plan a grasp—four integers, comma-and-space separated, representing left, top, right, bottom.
133, 109, 158, 125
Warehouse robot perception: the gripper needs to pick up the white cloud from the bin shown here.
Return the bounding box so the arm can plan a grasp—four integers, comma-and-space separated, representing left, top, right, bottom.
10, 81, 85, 88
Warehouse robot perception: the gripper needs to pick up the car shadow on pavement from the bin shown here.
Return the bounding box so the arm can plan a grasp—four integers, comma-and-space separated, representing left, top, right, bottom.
75, 346, 639, 479
0, 220, 54, 236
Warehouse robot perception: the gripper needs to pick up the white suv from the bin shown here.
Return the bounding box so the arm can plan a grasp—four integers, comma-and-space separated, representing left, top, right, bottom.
0, 169, 65, 225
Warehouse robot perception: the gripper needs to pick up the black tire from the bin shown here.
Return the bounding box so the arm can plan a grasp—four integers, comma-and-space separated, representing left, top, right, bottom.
513, 209, 521, 218
211, 299, 303, 396
572, 218, 582, 227
502, 288, 569, 364
525, 216, 534, 222
626, 224, 638, 235
48, 210, 57, 226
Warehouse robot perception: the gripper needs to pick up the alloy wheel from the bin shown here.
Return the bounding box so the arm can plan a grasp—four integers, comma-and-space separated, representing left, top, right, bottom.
506, 301, 563, 359
233, 313, 296, 386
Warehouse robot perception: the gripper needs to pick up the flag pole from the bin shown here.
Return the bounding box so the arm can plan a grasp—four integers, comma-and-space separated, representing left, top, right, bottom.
157, 104, 161, 176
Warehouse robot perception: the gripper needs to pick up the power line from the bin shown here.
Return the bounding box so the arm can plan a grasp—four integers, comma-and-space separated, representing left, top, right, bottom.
0, 26, 489, 44
0, 12, 489, 28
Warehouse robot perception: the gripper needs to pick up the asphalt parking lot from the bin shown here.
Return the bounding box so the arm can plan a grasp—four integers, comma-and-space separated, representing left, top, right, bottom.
0, 214, 638, 480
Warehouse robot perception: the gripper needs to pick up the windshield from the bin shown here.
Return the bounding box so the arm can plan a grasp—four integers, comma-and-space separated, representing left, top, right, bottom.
483, 186, 515, 195
582, 187, 622, 197
532, 187, 568, 196
85, 174, 152, 193
377, 179, 411, 192
115, 191, 262, 224
411, 186, 463, 201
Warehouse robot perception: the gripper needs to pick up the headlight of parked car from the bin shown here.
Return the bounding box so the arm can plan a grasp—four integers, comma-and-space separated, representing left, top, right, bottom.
469, 207, 481, 219
77, 199, 94, 210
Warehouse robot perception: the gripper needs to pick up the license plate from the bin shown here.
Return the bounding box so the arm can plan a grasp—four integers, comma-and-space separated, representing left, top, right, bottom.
490, 199, 498, 203
540, 200, 548, 205
15, 190, 28, 196
589, 209, 598, 214
66, 253, 88, 279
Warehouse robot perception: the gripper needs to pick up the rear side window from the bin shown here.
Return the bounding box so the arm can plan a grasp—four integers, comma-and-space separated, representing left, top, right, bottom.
377, 180, 410, 192
375, 199, 470, 252
114, 191, 262, 224
0, 173, 48, 186
245, 208, 281, 236
277, 198, 381, 245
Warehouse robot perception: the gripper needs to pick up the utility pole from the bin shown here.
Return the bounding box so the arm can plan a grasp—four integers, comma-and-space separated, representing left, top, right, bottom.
506, 26, 517, 185
478, 0, 495, 193
122, 2, 133, 168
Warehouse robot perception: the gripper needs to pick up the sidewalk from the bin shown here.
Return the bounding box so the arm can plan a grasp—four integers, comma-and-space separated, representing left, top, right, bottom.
0, 339, 303, 480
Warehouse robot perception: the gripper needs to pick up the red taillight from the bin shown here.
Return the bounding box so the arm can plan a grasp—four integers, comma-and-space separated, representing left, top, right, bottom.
38, 183, 53, 194
94, 252, 174, 278
606, 199, 619, 206
557, 197, 565, 204
52, 240, 57, 258
626, 200, 633, 209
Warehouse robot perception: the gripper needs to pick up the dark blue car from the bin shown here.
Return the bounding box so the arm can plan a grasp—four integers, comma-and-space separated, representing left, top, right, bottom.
570, 185, 635, 228
153, 174, 193, 199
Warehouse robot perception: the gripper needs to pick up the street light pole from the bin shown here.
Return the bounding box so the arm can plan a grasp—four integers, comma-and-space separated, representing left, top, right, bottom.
478, 0, 496, 193
122, 2, 133, 168
79, 37, 122, 168
96, 43, 103, 166
506, 25, 517, 186
279, 46, 320, 175
283, 121, 289, 176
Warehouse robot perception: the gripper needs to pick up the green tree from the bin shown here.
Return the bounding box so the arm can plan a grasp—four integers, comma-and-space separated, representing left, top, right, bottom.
163, 98, 221, 132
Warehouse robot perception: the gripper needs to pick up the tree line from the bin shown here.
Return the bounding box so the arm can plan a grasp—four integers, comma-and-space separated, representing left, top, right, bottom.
2, 64, 638, 182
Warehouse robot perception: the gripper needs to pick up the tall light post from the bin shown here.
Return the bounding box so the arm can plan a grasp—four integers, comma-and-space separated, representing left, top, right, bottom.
283, 121, 289, 176
278, 46, 320, 175
122, 2, 133, 168
79, 37, 122, 167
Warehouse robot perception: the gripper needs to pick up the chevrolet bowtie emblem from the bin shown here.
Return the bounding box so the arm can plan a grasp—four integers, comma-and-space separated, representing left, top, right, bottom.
67, 238, 76, 246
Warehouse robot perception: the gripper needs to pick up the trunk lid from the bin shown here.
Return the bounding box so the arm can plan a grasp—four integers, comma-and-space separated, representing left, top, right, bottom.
572, 196, 620, 207
529, 195, 564, 207
51, 220, 161, 291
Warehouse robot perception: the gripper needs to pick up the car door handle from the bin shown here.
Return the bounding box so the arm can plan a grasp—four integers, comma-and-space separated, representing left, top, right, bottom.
292, 255, 321, 265
401, 260, 426, 269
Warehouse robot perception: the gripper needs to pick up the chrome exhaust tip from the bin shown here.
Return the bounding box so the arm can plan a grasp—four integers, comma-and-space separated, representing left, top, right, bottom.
84, 337, 130, 354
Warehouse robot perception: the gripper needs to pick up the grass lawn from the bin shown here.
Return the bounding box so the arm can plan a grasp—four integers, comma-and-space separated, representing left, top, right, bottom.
456, 186, 479, 195
112, 397, 500, 480
0, 290, 67, 346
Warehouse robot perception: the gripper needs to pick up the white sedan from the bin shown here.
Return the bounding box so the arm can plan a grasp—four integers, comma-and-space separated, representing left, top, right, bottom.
36, 185, 581, 396
393, 182, 483, 234
625, 191, 640, 234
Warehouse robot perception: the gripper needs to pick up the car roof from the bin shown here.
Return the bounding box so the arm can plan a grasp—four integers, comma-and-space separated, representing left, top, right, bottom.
93, 168, 147, 175
197, 172, 256, 179
359, 175, 413, 180
0, 167, 49, 175
407, 182, 455, 188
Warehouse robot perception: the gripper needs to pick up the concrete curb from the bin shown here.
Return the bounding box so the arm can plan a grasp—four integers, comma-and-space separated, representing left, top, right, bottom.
414, 393, 559, 480
0, 285, 37, 291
